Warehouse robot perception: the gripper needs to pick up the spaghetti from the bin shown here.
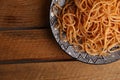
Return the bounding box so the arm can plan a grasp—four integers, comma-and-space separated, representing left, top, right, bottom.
53, 0, 120, 56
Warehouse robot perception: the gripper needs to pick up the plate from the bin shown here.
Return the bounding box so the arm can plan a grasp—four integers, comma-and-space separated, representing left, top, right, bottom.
49, 0, 120, 64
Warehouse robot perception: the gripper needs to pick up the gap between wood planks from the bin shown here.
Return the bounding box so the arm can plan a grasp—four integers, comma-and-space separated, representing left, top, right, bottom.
0, 59, 75, 64
0, 26, 48, 31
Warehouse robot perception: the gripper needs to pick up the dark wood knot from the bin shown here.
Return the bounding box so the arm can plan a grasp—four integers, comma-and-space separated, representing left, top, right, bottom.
4, 16, 20, 23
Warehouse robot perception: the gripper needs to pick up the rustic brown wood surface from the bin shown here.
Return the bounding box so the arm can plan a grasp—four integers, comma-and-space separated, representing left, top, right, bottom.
0, 0, 71, 62
0, 29, 71, 61
0, 0, 120, 80
0, 61, 120, 80
0, 0, 50, 28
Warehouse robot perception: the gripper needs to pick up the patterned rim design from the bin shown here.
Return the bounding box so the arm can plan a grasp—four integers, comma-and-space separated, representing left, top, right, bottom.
49, 0, 120, 64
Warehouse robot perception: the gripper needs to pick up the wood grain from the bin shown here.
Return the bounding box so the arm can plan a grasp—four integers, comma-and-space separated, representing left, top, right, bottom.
0, 0, 51, 28
0, 61, 120, 80
0, 29, 71, 61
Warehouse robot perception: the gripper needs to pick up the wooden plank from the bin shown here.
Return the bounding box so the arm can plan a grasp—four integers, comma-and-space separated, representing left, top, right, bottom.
0, 0, 50, 28
0, 61, 120, 80
0, 29, 71, 61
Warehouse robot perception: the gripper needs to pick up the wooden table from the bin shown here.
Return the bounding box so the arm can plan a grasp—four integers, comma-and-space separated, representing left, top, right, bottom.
0, 0, 120, 80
